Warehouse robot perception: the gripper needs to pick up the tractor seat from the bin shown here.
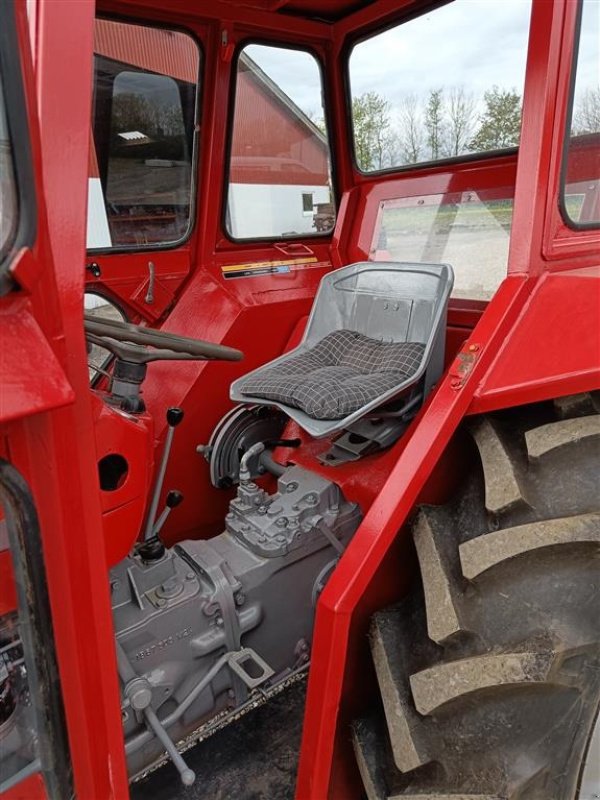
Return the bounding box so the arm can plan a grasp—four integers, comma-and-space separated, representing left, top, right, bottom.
230, 262, 454, 439
239, 329, 425, 420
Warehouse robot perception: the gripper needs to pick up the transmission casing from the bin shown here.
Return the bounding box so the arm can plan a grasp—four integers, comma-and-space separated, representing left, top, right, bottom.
111, 466, 361, 777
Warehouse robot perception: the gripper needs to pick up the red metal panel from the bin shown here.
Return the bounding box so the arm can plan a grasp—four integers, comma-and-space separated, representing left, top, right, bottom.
0, 294, 74, 424
28, 1, 131, 796
472, 266, 600, 412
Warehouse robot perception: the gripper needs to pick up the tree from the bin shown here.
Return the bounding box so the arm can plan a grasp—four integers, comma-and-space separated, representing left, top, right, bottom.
469, 86, 522, 151
305, 109, 327, 136
111, 94, 185, 138
352, 91, 392, 170
443, 86, 476, 157
425, 88, 445, 160
111, 93, 160, 136
572, 87, 600, 134
398, 93, 423, 164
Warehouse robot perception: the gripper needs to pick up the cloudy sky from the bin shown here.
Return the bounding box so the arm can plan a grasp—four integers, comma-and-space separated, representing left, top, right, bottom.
246, 0, 599, 120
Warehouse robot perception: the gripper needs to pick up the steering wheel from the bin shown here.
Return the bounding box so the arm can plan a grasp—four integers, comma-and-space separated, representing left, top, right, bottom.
84, 314, 244, 364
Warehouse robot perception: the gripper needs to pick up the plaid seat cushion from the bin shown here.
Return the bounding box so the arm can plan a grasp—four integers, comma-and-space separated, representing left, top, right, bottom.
240, 330, 425, 420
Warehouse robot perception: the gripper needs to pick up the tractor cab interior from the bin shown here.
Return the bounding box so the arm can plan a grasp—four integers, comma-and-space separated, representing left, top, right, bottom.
73, 1, 531, 786
2, 0, 598, 796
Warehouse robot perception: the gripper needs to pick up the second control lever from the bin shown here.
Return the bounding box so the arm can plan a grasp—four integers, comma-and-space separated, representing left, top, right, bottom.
143, 407, 184, 541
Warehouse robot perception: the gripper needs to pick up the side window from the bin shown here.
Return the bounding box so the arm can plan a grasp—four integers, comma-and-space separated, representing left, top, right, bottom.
226, 44, 335, 240
561, 0, 599, 228
0, 77, 17, 268
371, 190, 514, 300
88, 20, 200, 250
0, 463, 72, 797
349, 0, 531, 172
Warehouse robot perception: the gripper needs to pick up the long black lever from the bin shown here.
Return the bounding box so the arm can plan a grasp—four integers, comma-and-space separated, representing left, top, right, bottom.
143, 408, 184, 541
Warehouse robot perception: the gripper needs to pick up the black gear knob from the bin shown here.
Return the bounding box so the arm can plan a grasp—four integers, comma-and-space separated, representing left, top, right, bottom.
166, 407, 184, 427
166, 490, 184, 509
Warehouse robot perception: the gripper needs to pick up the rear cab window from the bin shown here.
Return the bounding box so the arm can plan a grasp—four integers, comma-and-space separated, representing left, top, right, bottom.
88, 19, 200, 250
0, 9, 35, 296
226, 44, 335, 240
349, 0, 531, 300
561, 0, 599, 229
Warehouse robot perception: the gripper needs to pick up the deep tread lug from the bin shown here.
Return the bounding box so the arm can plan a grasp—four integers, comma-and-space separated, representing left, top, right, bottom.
413, 509, 466, 644
459, 512, 600, 580
390, 795, 505, 800
370, 611, 432, 773
409, 651, 556, 716
469, 418, 529, 513
525, 416, 600, 461
351, 717, 388, 800
553, 392, 599, 419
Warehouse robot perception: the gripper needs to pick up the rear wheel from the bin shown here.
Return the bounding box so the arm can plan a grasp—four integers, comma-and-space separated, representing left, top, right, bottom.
353, 394, 600, 799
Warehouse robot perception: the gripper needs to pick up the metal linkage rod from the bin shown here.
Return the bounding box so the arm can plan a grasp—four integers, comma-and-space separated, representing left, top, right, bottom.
143, 408, 183, 541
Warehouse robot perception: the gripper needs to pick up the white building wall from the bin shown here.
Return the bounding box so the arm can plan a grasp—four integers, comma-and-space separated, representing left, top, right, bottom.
86, 178, 112, 249
228, 183, 330, 239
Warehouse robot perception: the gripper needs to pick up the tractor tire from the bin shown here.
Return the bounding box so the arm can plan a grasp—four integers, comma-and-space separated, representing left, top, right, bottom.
352, 395, 600, 800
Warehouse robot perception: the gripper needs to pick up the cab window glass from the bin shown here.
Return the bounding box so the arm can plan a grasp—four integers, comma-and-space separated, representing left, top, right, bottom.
226, 44, 335, 239
371, 189, 514, 300
561, 0, 600, 228
0, 70, 18, 271
88, 19, 200, 250
349, 0, 531, 172
0, 470, 71, 797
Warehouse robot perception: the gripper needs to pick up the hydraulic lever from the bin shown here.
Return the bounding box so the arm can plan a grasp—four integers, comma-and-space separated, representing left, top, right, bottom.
151, 490, 184, 538
143, 408, 184, 541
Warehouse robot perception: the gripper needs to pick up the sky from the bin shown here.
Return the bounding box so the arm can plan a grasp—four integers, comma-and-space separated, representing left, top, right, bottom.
246, 0, 599, 121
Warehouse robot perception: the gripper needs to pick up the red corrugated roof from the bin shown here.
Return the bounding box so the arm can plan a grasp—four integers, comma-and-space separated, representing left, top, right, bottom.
94, 19, 199, 83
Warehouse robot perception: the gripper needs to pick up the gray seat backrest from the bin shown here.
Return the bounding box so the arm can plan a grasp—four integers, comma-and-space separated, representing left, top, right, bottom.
306, 262, 450, 346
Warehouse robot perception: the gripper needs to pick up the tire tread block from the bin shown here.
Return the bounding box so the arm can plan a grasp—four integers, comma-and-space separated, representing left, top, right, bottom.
459, 512, 600, 580
413, 509, 465, 644
352, 717, 388, 800
371, 610, 432, 773
469, 418, 528, 513
390, 795, 504, 799
409, 651, 556, 716
525, 416, 600, 461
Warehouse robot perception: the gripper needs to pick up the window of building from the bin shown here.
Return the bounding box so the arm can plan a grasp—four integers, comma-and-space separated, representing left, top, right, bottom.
302, 192, 314, 214
370, 189, 514, 300
226, 44, 335, 240
88, 19, 200, 250
561, 0, 599, 229
348, 0, 531, 172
